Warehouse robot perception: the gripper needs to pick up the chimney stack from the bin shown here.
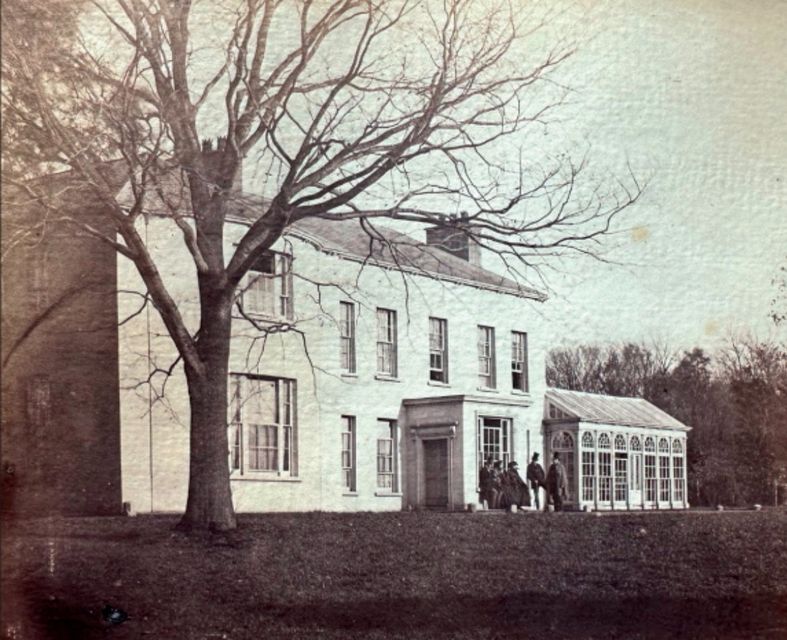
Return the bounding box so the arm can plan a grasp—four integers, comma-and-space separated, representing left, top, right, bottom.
425, 214, 481, 266
201, 137, 243, 194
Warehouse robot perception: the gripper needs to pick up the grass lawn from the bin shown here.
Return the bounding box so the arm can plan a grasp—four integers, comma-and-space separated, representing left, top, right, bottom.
2, 510, 786, 639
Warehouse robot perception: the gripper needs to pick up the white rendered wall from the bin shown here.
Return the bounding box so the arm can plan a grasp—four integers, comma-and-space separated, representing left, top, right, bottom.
117, 216, 547, 513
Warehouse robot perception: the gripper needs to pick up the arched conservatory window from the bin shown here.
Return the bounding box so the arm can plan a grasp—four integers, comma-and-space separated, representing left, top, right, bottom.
629, 435, 642, 496
658, 438, 671, 501
597, 433, 612, 502
613, 435, 628, 501
551, 431, 575, 501
644, 437, 657, 501
581, 432, 595, 501
552, 432, 574, 450
582, 432, 594, 448
673, 439, 685, 502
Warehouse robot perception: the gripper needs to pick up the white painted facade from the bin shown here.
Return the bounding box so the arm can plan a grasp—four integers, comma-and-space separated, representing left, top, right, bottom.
117, 214, 548, 513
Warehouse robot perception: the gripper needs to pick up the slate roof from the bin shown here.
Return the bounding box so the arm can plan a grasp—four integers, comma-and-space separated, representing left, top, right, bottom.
114, 170, 543, 300
25, 164, 544, 301
545, 388, 690, 431
287, 217, 544, 301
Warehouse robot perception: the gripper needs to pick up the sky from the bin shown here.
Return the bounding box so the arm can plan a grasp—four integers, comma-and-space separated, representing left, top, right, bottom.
523, 0, 787, 352
84, 0, 786, 354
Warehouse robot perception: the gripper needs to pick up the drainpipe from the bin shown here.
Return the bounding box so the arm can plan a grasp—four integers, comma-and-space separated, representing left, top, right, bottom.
144, 217, 154, 512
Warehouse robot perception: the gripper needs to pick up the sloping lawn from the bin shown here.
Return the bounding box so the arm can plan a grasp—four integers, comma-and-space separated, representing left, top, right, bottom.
3, 510, 786, 639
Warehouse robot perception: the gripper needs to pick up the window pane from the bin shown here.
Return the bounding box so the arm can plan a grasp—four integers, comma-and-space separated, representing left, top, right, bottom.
340, 302, 356, 372
249, 424, 278, 471
376, 419, 397, 490
246, 379, 278, 423
477, 326, 495, 387
341, 416, 355, 491
376, 309, 397, 375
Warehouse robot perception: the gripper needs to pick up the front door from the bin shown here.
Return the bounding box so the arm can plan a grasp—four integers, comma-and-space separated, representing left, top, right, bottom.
423, 438, 449, 508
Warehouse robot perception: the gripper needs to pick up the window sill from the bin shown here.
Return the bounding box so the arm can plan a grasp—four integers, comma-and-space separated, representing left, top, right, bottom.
343, 491, 359, 497
230, 474, 301, 483
232, 311, 294, 324
476, 386, 499, 393
375, 374, 401, 383
511, 390, 532, 397
375, 491, 403, 498
428, 380, 451, 388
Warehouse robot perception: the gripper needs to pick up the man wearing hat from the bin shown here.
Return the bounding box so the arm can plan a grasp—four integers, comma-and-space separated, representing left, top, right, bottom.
478, 457, 495, 509
526, 453, 546, 510
546, 452, 568, 512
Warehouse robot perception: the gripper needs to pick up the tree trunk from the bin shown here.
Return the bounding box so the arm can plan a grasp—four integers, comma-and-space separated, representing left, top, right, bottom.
177, 289, 237, 532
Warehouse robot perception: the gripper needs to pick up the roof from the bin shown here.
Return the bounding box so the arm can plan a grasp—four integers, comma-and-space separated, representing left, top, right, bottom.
22, 164, 545, 301
545, 388, 690, 431
114, 169, 544, 299
287, 217, 544, 301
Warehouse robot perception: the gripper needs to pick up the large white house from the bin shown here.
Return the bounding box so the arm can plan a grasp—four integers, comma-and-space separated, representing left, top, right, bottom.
117, 199, 690, 514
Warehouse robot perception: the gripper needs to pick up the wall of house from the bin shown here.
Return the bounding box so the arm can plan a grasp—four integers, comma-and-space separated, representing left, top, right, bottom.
117, 215, 547, 513
2, 206, 122, 516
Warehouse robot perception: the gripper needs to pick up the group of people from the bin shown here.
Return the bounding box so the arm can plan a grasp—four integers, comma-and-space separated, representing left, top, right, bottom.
478, 452, 568, 512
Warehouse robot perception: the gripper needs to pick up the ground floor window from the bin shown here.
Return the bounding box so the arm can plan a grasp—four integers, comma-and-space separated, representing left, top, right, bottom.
659, 455, 671, 501
229, 374, 297, 476
377, 419, 398, 491
645, 454, 657, 502
614, 453, 628, 502
581, 450, 595, 501
478, 417, 511, 468
598, 451, 612, 502
673, 456, 684, 501
630, 454, 642, 493
341, 416, 356, 491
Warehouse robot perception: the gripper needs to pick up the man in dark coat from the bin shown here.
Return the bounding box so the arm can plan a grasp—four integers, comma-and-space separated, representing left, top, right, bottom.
546, 452, 568, 511
501, 461, 530, 509
526, 453, 546, 510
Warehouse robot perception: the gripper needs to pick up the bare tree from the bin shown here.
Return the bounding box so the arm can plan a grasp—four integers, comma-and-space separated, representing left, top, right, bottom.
2, 0, 644, 531
546, 341, 673, 398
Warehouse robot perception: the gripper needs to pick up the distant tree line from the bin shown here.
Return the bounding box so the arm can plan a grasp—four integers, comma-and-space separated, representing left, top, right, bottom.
546, 338, 787, 507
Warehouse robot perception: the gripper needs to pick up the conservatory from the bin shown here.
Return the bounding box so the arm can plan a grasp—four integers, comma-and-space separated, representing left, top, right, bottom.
543, 388, 691, 510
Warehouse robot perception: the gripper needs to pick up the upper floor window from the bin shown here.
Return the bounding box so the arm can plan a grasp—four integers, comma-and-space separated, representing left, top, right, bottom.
229, 374, 297, 477
242, 251, 293, 319
339, 302, 356, 373
477, 325, 496, 388
376, 308, 397, 377
429, 317, 448, 383
511, 331, 528, 392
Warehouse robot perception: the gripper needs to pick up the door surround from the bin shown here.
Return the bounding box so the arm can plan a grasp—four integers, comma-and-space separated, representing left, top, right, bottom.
409, 423, 457, 510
